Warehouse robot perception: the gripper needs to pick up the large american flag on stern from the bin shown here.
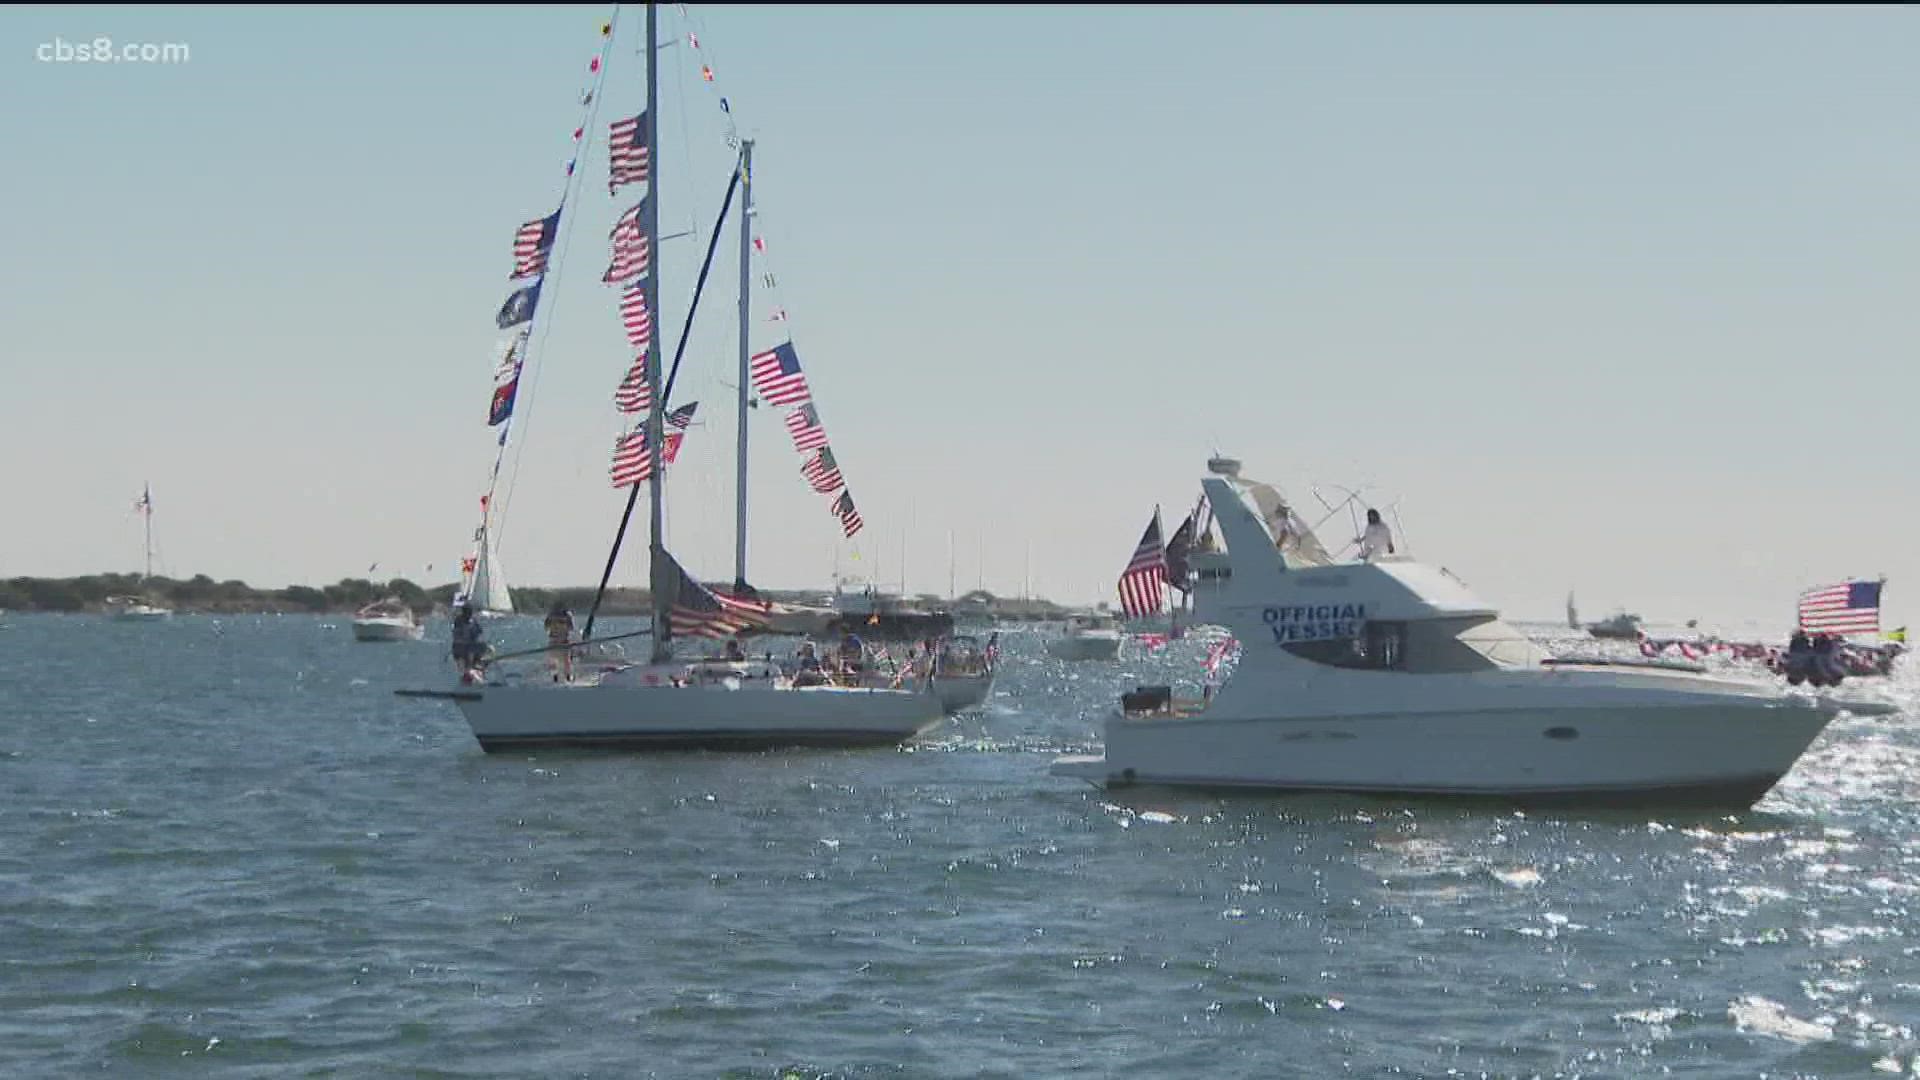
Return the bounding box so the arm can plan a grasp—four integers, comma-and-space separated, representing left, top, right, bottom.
1798, 580, 1883, 636
662, 550, 757, 638
1117, 509, 1167, 618
749, 343, 812, 406
608, 112, 650, 193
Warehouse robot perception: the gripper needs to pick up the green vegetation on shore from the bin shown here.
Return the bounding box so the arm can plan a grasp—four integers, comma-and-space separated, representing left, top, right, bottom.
0, 576, 1085, 621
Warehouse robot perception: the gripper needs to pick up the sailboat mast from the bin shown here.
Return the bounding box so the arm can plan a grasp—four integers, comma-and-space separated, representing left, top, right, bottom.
733, 139, 753, 589
643, 0, 669, 664
143, 483, 153, 580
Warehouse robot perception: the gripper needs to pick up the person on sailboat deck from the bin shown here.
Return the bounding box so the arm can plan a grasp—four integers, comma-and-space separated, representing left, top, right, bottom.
543, 602, 575, 682
724, 637, 745, 662
1356, 509, 1396, 562
837, 632, 866, 676
450, 602, 486, 679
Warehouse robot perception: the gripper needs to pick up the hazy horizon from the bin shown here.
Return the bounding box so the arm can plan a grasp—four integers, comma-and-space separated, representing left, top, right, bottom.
4, 5, 1914, 630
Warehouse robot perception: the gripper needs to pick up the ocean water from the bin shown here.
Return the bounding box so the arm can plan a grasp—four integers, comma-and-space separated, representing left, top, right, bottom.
3, 612, 1918, 1078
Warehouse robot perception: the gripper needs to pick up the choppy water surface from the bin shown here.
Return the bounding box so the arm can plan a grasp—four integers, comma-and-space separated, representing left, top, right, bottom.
3, 612, 1918, 1078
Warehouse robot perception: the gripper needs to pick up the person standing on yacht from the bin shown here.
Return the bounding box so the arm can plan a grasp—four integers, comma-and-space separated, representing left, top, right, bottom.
1356, 509, 1396, 562
543, 602, 576, 682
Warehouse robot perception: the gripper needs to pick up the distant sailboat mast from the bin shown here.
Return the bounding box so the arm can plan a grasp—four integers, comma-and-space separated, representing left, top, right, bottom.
733, 138, 754, 591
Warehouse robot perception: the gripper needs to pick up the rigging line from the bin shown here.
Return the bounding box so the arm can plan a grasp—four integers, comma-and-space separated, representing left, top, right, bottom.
584, 161, 743, 640
491, 7, 621, 555
670, 6, 704, 249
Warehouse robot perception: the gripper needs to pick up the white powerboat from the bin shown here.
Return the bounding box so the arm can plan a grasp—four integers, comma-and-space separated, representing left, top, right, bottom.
1051, 459, 1887, 808
106, 595, 172, 622
930, 634, 997, 713
1046, 614, 1122, 661
353, 598, 425, 642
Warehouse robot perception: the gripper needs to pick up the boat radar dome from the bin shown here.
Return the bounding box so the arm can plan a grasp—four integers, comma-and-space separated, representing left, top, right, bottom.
1207, 456, 1242, 478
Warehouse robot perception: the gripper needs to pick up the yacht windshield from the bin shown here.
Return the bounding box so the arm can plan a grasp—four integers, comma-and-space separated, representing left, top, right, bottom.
1281, 616, 1546, 673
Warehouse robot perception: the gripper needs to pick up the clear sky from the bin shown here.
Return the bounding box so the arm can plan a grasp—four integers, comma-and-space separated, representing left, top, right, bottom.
2, 5, 1914, 630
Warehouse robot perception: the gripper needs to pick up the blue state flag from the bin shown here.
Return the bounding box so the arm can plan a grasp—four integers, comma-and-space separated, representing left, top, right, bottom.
496, 278, 543, 329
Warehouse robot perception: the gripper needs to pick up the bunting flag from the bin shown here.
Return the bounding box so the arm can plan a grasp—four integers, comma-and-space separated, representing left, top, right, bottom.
831, 491, 864, 538
488, 330, 528, 427
749, 342, 811, 406
619, 280, 652, 348
784, 403, 828, 452
461, 555, 477, 574
1118, 509, 1167, 618
496, 277, 542, 329
610, 429, 684, 488
666, 401, 699, 430
614, 355, 652, 414
800, 447, 843, 494
511, 209, 560, 278
608, 111, 650, 192
661, 548, 762, 638
604, 201, 650, 284
752, 236, 765, 253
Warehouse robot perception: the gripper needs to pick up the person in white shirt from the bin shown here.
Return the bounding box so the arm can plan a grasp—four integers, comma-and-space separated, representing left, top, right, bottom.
1356, 508, 1396, 562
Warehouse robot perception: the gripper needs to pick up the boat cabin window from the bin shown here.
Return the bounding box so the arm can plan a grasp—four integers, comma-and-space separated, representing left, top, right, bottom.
1280, 617, 1517, 673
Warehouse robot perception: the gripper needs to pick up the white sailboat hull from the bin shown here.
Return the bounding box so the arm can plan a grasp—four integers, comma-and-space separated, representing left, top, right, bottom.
449, 681, 947, 753
1054, 672, 1847, 807
1046, 633, 1121, 661
354, 617, 425, 642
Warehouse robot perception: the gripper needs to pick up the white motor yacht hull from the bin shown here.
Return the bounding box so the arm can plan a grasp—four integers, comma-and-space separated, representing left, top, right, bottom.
353, 618, 424, 642
1046, 635, 1121, 662
1053, 697, 1842, 807
444, 681, 947, 753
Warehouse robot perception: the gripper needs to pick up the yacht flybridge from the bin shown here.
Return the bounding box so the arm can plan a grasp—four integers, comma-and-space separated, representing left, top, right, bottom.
1052, 458, 1888, 808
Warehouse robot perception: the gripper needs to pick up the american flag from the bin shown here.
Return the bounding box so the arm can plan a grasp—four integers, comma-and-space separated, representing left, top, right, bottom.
610, 429, 683, 488
604, 200, 649, 285
619, 281, 651, 349
749, 343, 812, 406
613, 355, 652, 414
511, 209, 559, 278
831, 491, 864, 538
662, 549, 762, 639
608, 111, 650, 193
1798, 580, 1883, 636
785, 403, 828, 452
801, 447, 843, 494
1117, 509, 1167, 618
666, 401, 698, 430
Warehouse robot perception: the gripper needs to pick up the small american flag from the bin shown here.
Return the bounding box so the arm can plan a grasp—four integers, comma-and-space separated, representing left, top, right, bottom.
801, 447, 843, 494
619, 281, 651, 348
1117, 509, 1167, 618
134, 485, 152, 513
666, 401, 698, 430
608, 111, 650, 193
613, 355, 652, 414
511, 209, 559, 278
604, 200, 650, 285
610, 429, 683, 488
831, 491, 864, 538
1798, 580, 1883, 636
749, 343, 811, 406
785, 403, 828, 452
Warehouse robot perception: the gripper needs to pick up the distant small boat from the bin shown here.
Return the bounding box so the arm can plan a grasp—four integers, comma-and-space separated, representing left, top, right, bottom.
1047, 614, 1122, 661
353, 598, 425, 642
106, 595, 171, 622
1586, 612, 1643, 640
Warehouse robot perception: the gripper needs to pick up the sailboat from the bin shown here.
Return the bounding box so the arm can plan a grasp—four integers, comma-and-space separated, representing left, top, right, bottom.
401, 4, 943, 752
108, 483, 172, 621
462, 519, 515, 620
